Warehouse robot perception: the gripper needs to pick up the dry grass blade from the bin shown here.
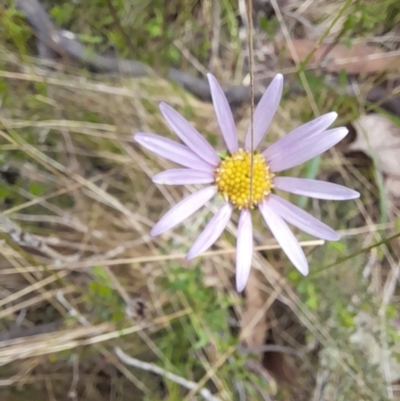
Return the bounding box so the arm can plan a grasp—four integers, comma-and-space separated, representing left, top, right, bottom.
0, 323, 113, 364
0, 309, 189, 365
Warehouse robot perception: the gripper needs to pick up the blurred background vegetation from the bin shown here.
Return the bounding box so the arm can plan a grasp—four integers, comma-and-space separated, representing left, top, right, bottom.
1, 0, 400, 400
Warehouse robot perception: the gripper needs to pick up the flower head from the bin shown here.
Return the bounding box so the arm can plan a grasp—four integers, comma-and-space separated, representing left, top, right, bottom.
134, 73, 359, 292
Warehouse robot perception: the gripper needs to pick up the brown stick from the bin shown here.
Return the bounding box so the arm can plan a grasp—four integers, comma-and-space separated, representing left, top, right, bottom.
14, 0, 261, 107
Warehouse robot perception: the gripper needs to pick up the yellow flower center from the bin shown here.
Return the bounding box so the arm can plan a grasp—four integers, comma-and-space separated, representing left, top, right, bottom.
215, 149, 274, 209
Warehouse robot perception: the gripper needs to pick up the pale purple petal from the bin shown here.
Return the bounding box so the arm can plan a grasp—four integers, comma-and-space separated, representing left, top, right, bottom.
267, 127, 348, 173
266, 194, 339, 241
259, 201, 308, 275
159, 103, 220, 166
245, 74, 283, 151
151, 186, 217, 236
236, 209, 253, 292
207, 73, 238, 154
152, 169, 215, 185
134, 133, 214, 172
186, 203, 233, 259
263, 112, 337, 158
273, 177, 360, 200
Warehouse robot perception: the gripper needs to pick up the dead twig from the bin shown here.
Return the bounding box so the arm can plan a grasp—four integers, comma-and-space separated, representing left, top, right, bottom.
14, 0, 259, 107
115, 347, 221, 401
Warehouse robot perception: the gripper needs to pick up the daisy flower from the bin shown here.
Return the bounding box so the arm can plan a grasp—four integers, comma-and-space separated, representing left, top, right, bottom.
134, 73, 359, 292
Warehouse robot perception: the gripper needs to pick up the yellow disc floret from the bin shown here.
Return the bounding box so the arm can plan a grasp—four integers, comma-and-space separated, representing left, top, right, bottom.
215, 149, 274, 209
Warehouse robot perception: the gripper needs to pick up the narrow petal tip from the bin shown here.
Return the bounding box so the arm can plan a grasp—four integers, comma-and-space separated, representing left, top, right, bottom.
299, 263, 309, 276
150, 227, 159, 237
158, 102, 171, 118
326, 111, 338, 122
133, 132, 146, 142
236, 278, 246, 293
158, 101, 168, 111
236, 267, 250, 292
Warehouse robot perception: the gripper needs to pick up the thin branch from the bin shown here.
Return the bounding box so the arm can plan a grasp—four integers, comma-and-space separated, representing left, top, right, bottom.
114, 347, 221, 401
14, 0, 259, 107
